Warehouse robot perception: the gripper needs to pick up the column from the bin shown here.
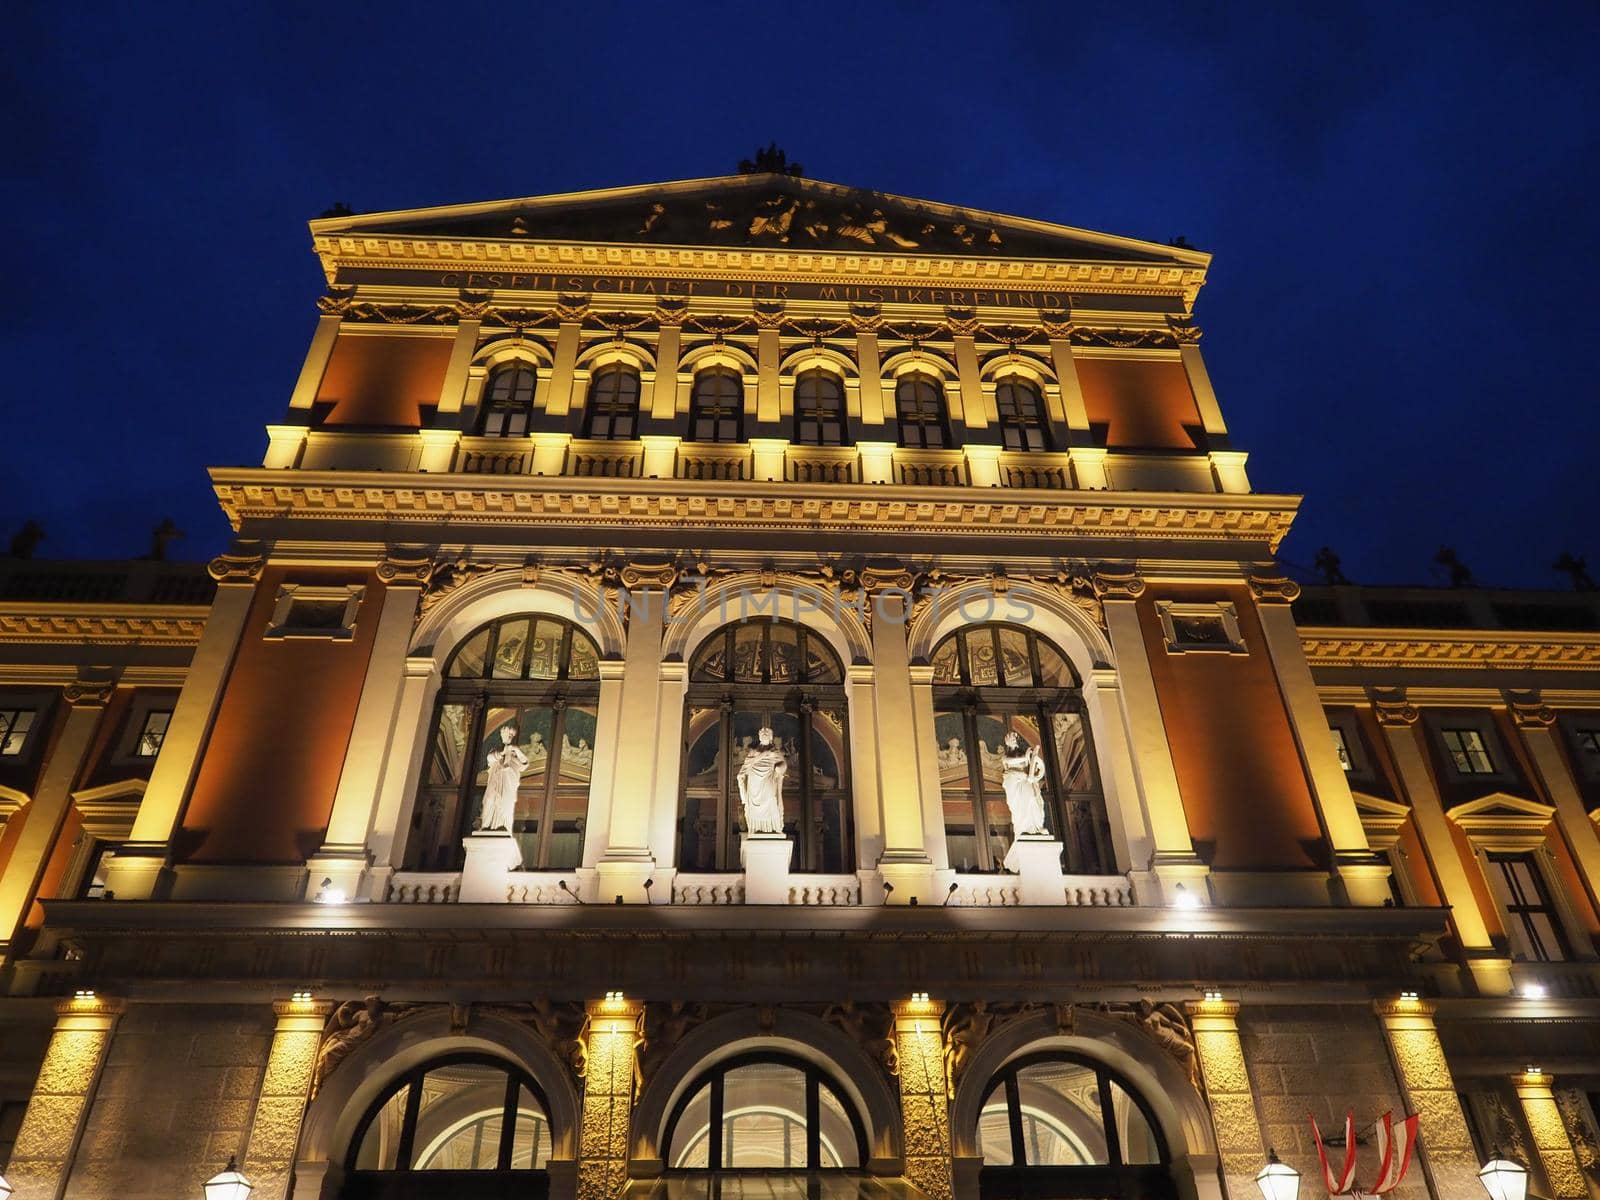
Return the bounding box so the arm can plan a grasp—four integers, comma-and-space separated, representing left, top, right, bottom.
1249, 577, 1390, 906
907, 666, 948, 872
1513, 1068, 1587, 1199
1045, 331, 1090, 434
545, 320, 583, 418
1084, 669, 1148, 877
1512, 699, 1600, 921
1185, 999, 1266, 1200
577, 995, 641, 1200
0, 676, 112, 955
5, 994, 125, 1200
894, 997, 952, 1200
872, 593, 937, 903
365, 657, 440, 890
1374, 998, 1482, 1200
855, 330, 886, 425
951, 335, 988, 428
650, 324, 681, 420
1171, 329, 1229, 438
645, 661, 686, 892
597, 588, 666, 902
435, 318, 482, 416
1375, 698, 1512, 995
104, 547, 263, 899
308, 557, 430, 899
1095, 573, 1208, 902
756, 324, 781, 424
242, 998, 334, 1200
287, 313, 342, 410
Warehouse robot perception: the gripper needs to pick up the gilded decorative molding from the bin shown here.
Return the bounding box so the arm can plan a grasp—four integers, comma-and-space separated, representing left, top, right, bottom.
1300, 629, 1600, 671
554, 293, 591, 323
848, 303, 884, 332
1039, 310, 1076, 339
375, 550, 435, 586
1091, 567, 1147, 601
1071, 326, 1175, 350
0, 608, 206, 646
1166, 315, 1203, 344
207, 541, 268, 583
211, 474, 1300, 550
1508, 695, 1558, 728
753, 300, 785, 329
1245, 572, 1302, 604
418, 557, 541, 616
63, 676, 116, 708
944, 307, 982, 337
1373, 696, 1421, 727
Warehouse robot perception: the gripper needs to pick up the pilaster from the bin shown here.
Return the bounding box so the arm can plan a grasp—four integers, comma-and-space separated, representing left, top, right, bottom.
262, 424, 308, 469
105, 546, 263, 899
0, 674, 112, 956
1373, 998, 1481, 1200
872, 593, 936, 902
546, 320, 583, 417
757, 325, 782, 423
951, 335, 988, 428
855, 331, 886, 425
365, 656, 441, 886
1249, 574, 1389, 905
1510, 697, 1600, 924
5, 995, 126, 1200
242, 999, 335, 1200
893, 997, 952, 1200
1375, 697, 1512, 993
287, 313, 342, 410
435, 318, 482, 415
1045, 333, 1091, 434
1512, 1068, 1587, 1198
1185, 1000, 1265, 1200
598, 589, 666, 901
1172, 331, 1229, 438
577, 996, 641, 1200
310, 558, 430, 899
650, 324, 681, 420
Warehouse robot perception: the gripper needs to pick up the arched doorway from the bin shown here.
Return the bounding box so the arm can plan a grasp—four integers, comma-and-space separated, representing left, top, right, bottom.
341, 1053, 553, 1199
663, 1052, 868, 1173
974, 1053, 1174, 1200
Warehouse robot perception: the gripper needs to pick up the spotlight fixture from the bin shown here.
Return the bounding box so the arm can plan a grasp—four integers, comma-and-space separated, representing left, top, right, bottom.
1399, 991, 1419, 1001
1520, 982, 1547, 999
312, 877, 346, 905
1203, 990, 1224, 1003
1172, 883, 1202, 910
291, 991, 313, 1003
74, 988, 96, 1000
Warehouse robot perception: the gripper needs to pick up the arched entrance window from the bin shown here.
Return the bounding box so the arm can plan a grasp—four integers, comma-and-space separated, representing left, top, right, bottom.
481, 363, 537, 437
977, 1053, 1173, 1199
794, 370, 847, 446
585, 365, 641, 439
930, 624, 1113, 875
406, 615, 601, 872
664, 1054, 866, 1171
996, 377, 1052, 451
680, 619, 853, 874
345, 1054, 551, 1196
690, 368, 744, 442
896, 373, 950, 448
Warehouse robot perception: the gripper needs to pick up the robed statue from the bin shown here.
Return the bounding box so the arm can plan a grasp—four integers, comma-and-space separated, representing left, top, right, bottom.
737, 726, 787, 835
1000, 731, 1048, 837
478, 726, 527, 832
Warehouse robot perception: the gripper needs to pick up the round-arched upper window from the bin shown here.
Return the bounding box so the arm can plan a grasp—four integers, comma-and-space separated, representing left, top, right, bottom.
446, 614, 601, 682
348, 1054, 552, 1175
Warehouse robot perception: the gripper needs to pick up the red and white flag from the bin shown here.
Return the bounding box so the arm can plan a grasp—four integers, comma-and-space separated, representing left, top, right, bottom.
1310, 1112, 1359, 1195
1371, 1110, 1421, 1194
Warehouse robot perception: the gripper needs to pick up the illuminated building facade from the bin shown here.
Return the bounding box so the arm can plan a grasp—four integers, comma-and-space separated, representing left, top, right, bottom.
0, 173, 1598, 1200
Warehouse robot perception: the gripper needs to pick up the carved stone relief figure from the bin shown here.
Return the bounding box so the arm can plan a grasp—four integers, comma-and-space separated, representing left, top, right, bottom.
312, 995, 411, 1097
821, 999, 899, 1078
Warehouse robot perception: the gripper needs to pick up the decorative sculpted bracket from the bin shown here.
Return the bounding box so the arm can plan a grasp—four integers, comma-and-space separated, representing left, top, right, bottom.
376, 550, 435, 587
207, 540, 268, 584
1245, 572, 1302, 605
1507, 694, 1558, 729
1373, 693, 1421, 727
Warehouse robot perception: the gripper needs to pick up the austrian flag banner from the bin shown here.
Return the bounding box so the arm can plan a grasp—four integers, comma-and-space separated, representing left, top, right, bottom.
1310, 1112, 1359, 1194
1307, 1110, 1420, 1195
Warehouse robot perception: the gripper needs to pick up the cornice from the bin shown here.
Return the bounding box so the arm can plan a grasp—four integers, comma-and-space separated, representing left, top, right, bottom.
313, 235, 1205, 300
209, 469, 1299, 550
0, 604, 208, 646
1298, 626, 1600, 672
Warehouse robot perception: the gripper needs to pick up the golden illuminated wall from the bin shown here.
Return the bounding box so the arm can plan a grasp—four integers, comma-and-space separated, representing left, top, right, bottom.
893, 998, 952, 1200
4, 996, 122, 1200
577, 997, 640, 1200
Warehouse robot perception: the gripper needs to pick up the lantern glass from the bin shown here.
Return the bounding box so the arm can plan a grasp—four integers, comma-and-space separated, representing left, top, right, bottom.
1255, 1153, 1300, 1200
0, 1169, 13, 1200
1478, 1157, 1528, 1200
202, 1157, 253, 1200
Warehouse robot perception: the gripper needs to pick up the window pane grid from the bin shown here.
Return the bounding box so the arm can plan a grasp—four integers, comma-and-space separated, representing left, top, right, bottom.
996, 379, 1050, 451
1491, 853, 1570, 962
1442, 728, 1495, 774
896, 376, 948, 448
586, 367, 641, 439
0, 708, 35, 756
483, 365, 536, 438
691, 370, 743, 442
795, 372, 846, 446
135, 710, 172, 758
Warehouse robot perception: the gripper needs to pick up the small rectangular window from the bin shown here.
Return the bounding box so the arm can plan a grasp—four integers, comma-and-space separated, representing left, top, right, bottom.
1442, 728, 1495, 775
1331, 727, 1353, 771
265, 585, 363, 640
134, 710, 172, 758
0, 709, 35, 756
1573, 729, 1600, 780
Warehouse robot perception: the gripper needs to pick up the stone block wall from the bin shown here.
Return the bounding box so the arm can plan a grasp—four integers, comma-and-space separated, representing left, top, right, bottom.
66, 1003, 273, 1200
1240, 1005, 1428, 1200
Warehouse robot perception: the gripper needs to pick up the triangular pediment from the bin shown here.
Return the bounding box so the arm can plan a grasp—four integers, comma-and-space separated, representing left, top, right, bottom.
311, 173, 1204, 266
1447, 792, 1555, 852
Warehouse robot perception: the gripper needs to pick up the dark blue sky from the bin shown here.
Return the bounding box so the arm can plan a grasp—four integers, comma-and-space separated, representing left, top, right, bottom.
4, 2, 1596, 587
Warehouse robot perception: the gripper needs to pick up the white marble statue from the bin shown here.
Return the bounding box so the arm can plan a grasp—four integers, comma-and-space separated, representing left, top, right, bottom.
478, 726, 527, 832
999, 731, 1048, 837
737, 726, 787, 835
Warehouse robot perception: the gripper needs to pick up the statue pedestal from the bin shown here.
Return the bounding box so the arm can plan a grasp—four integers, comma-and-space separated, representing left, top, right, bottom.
740, 834, 794, 905
460, 832, 522, 903
1004, 835, 1066, 905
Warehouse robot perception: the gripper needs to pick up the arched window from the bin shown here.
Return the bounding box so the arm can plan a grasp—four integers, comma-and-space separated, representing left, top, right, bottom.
481, 364, 537, 437
896, 374, 949, 448
681, 619, 852, 874
407, 615, 602, 872
930, 625, 1113, 875
996, 377, 1051, 451
585, 365, 641, 439
348, 1054, 552, 1180
794, 370, 846, 446
664, 1053, 866, 1170
976, 1053, 1172, 1199
690, 368, 743, 442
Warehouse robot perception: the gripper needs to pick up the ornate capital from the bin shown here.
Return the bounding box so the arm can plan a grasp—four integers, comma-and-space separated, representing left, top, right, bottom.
64, 675, 116, 708
944, 307, 981, 337
1040, 309, 1075, 339
315, 288, 354, 316
653, 297, 689, 326
1246, 573, 1302, 604
553, 293, 590, 323
1091, 568, 1146, 601
1167, 315, 1203, 344
619, 559, 679, 590
454, 296, 493, 321
849, 304, 884, 333
1373, 695, 1420, 727
753, 300, 785, 330
54, 994, 126, 1018
207, 542, 267, 583
376, 550, 435, 587
1508, 695, 1558, 729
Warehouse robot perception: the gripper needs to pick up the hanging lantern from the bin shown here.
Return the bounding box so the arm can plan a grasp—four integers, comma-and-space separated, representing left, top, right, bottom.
1256, 1148, 1301, 1200
202, 1156, 253, 1200
1477, 1151, 1528, 1200
0, 1170, 13, 1199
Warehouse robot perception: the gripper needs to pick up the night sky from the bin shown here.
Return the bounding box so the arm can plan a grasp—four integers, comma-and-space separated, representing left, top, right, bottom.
5, 2, 1596, 589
